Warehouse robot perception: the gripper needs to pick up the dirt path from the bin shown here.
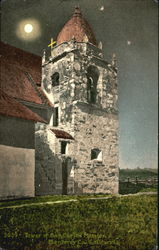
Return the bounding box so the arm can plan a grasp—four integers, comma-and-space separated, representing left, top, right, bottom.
0, 199, 78, 209
0, 192, 157, 209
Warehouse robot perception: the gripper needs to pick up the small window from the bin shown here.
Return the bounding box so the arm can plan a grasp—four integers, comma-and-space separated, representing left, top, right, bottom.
51, 72, 59, 87
53, 107, 58, 126
91, 148, 102, 161
61, 141, 67, 154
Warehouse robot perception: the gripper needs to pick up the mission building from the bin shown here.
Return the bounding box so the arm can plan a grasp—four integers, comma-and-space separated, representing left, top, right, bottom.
0, 7, 119, 199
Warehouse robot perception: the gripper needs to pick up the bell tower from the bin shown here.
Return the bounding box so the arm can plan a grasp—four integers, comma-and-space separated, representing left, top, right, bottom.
41, 7, 119, 194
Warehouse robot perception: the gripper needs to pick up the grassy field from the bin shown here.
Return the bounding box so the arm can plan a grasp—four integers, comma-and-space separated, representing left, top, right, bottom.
0, 169, 157, 249
0, 194, 157, 250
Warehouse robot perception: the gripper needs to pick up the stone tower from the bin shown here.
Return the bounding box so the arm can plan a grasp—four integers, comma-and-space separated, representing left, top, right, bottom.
38, 7, 119, 195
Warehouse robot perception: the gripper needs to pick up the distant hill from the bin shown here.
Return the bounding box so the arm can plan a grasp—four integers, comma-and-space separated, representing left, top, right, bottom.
119, 168, 158, 180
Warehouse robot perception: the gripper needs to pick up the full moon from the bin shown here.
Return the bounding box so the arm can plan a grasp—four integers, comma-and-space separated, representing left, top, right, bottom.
24, 24, 33, 33
16, 19, 41, 41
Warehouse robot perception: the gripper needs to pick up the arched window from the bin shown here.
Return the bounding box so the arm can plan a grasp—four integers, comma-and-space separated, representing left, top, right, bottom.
51, 72, 59, 87
87, 66, 99, 104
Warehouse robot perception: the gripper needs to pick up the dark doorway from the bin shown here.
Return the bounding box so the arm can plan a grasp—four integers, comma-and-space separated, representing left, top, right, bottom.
61, 141, 67, 154
62, 159, 68, 195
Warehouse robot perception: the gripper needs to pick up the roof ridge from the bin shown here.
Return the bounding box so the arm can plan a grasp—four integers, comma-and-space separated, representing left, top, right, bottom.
24, 71, 53, 107
24, 71, 44, 102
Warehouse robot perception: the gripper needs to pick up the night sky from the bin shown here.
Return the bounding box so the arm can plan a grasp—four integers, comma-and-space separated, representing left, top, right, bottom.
1, 0, 158, 169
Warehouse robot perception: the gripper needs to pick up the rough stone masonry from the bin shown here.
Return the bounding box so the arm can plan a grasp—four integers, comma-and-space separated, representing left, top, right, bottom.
35, 8, 119, 195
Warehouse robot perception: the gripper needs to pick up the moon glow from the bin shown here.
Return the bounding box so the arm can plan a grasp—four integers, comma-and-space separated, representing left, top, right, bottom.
16, 19, 41, 41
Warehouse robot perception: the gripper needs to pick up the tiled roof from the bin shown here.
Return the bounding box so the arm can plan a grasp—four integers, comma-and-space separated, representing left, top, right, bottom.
0, 41, 41, 84
0, 89, 47, 123
57, 7, 97, 46
50, 129, 74, 140
0, 41, 52, 107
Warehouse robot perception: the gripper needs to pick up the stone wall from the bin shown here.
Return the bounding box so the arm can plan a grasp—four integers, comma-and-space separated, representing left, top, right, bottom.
68, 103, 119, 194
40, 40, 119, 195
51, 41, 103, 59
42, 41, 118, 127
35, 127, 76, 195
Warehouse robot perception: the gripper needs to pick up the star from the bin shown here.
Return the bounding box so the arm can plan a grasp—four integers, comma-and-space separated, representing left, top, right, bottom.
127, 40, 132, 45
100, 6, 104, 11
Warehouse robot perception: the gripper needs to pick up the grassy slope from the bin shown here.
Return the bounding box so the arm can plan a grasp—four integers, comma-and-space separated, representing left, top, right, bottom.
0, 194, 157, 250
